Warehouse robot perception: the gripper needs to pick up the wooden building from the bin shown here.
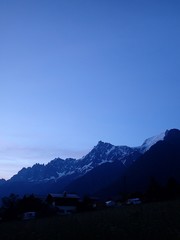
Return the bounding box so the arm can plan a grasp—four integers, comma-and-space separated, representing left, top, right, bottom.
46, 192, 80, 214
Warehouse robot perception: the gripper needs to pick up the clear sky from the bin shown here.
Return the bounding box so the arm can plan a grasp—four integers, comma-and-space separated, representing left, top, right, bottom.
0, 0, 180, 179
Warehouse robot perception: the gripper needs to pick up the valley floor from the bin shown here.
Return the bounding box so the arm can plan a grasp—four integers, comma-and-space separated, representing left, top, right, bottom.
0, 200, 180, 240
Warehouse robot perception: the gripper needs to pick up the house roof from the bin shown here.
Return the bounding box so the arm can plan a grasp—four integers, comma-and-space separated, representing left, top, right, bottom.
48, 193, 80, 199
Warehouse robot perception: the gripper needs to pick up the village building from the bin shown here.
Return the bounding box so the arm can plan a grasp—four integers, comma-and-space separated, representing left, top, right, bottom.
126, 198, 142, 205
23, 211, 36, 220
46, 192, 80, 214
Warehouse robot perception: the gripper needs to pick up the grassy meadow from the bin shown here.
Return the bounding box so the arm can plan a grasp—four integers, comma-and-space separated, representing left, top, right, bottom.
0, 200, 180, 240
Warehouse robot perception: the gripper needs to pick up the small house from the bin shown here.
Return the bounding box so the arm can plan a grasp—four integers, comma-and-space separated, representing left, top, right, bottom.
126, 198, 141, 205
105, 200, 116, 207
47, 192, 80, 214
23, 211, 36, 220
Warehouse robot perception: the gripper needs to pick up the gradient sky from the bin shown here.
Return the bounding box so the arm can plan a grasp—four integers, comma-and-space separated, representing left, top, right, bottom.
0, 0, 180, 179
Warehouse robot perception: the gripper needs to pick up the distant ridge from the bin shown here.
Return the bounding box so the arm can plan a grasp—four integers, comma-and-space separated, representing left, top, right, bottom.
0, 129, 179, 199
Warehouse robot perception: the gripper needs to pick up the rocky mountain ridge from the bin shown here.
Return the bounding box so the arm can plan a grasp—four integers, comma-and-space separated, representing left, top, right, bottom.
0, 129, 172, 198
9, 132, 165, 184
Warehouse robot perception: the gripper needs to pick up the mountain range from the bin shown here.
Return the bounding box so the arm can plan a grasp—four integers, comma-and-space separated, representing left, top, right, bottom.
0, 128, 179, 199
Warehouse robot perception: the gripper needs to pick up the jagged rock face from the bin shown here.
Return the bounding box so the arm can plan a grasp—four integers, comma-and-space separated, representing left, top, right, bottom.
0, 129, 175, 198
9, 141, 142, 184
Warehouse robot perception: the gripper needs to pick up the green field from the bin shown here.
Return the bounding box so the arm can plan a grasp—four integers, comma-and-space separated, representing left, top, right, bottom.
0, 200, 180, 240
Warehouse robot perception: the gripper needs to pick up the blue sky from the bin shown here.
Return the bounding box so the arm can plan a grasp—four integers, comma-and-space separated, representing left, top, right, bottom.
0, 0, 180, 179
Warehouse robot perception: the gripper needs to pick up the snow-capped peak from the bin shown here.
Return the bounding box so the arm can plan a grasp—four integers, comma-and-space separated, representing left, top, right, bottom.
9, 130, 169, 184
139, 132, 165, 153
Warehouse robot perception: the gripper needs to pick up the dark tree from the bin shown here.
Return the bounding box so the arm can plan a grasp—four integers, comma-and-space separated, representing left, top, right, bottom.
165, 177, 180, 199
145, 177, 164, 201
1, 194, 19, 220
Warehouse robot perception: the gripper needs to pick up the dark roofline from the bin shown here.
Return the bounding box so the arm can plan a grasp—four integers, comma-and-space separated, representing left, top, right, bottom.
48, 193, 80, 199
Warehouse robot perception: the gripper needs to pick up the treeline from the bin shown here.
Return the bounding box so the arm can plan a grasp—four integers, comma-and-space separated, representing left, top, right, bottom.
146, 177, 180, 201
0, 194, 103, 221
1, 177, 180, 221
0, 194, 55, 221
125, 177, 180, 202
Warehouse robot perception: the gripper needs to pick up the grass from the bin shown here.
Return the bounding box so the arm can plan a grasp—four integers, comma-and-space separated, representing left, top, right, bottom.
0, 200, 180, 240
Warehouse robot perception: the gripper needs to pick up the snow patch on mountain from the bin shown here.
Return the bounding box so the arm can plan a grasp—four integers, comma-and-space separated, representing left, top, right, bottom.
9, 131, 167, 184
57, 171, 66, 178
139, 132, 165, 153
106, 146, 115, 155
